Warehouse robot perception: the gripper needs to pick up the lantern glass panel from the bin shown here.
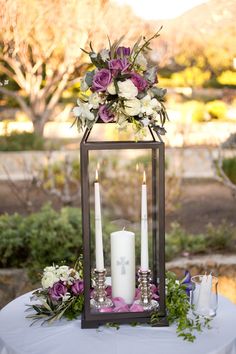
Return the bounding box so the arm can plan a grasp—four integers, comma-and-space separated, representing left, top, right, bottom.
88, 148, 154, 274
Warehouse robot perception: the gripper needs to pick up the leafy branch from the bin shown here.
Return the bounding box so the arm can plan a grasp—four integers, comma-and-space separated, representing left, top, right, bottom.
151, 271, 211, 342
130, 27, 163, 69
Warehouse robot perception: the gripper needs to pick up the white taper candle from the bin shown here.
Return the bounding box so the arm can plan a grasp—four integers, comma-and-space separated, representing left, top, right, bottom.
141, 171, 149, 271
94, 169, 104, 271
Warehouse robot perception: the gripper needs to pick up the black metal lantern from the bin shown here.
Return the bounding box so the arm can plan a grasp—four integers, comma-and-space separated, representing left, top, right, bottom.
80, 123, 167, 328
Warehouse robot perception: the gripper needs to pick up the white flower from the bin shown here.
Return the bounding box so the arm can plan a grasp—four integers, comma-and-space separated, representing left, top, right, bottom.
107, 81, 117, 95
140, 95, 162, 116
135, 53, 147, 70
118, 79, 138, 99
141, 117, 150, 127
89, 92, 102, 109
43, 266, 56, 273
62, 292, 71, 302
100, 49, 110, 62
80, 76, 89, 92
73, 100, 95, 121
58, 266, 69, 272
41, 271, 59, 289
56, 265, 70, 281
124, 98, 141, 116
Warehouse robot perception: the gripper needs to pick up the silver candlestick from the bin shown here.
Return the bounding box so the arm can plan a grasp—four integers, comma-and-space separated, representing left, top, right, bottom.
90, 269, 113, 309
135, 269, 159, 311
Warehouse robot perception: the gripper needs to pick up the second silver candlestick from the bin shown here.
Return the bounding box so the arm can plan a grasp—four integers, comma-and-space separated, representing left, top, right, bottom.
135, 269, 159, 311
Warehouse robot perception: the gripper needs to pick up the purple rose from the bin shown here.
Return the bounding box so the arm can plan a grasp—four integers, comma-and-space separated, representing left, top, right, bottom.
49, 282, 67, 301
108, 58, 130, 76
71, 280, 84, 295
116, 46, 131, 57
91, 69, 112, 92
99, 105, 114, 122
130, 72, 148, 92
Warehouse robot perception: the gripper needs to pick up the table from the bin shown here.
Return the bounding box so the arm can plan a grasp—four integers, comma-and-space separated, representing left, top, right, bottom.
0, 292, 236, 354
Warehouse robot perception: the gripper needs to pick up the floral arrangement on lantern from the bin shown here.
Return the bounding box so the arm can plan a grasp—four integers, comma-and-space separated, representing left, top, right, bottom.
73, 28, 168, 135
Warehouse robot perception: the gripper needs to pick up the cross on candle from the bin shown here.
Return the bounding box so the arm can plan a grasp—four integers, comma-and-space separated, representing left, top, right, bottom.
117, 257, 129, 275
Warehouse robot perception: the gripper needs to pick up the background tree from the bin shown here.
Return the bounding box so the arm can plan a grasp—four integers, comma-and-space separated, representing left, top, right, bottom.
0, 0, 143, 136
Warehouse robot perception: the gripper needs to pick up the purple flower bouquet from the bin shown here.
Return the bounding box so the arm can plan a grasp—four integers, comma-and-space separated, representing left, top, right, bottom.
73, 28, 168, 136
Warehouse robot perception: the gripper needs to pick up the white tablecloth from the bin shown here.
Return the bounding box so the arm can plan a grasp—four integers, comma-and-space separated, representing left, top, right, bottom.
0, 292, 236, 354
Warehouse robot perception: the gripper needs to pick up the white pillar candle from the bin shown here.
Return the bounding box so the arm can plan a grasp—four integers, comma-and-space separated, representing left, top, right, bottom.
111, 230, 135, 304
197, 274, 212, 313
94, 169, 104, 271
141, 171, 149, 271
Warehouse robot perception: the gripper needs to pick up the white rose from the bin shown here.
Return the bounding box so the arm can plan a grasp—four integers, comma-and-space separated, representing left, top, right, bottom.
56, 265, 70, 281
89, 92, 102, 109
124, 98, 141, 116
107, 81, 117, 95
140, 95, 162, 116
136, 53, 147, 70
43, 266, 56, 273
118, 79, 138, 99
41, 272, 59, 289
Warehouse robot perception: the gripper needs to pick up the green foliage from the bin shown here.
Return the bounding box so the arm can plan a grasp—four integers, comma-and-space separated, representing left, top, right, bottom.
166, 222, 236, 261
25, 205, 83, 279
151, 272, 211, 342
0, 131, 45, 151
1, 208, 236, 282
222, 157, 236, 184
0, 213, 28, 267
206, 100, 227, 120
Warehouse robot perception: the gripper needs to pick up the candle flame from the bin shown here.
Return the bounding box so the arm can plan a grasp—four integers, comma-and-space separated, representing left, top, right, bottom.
143, 170, 146, 184
97, 162, 100, 170
135, 163, 139, 172
95, 169, 98, 182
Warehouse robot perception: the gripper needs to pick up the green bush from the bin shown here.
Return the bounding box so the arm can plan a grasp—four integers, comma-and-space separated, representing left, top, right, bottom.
205, 100, 227, 120
165, 222, 236, 261
0, 204, 116, 281
0, 213, 28, 267
222, 157, 236, 184
205, 221, 235, 251
0, 131, 45, 151
1, 207, 236, 281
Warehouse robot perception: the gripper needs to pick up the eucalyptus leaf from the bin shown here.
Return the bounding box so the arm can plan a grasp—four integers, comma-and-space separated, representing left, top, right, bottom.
151, 87, 167, 99
144, 67, 158, 84
84, 71, 95, 87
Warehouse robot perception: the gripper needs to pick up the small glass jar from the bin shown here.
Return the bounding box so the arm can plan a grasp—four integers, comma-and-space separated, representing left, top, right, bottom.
191, 275, 218, 318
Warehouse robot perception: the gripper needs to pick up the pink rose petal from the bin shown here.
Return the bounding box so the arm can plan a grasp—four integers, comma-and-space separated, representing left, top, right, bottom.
100, 307, 113, 313
129, 303, 144, 312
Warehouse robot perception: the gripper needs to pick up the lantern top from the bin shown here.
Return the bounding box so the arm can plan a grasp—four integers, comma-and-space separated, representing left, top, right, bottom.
81, 123, 164, 147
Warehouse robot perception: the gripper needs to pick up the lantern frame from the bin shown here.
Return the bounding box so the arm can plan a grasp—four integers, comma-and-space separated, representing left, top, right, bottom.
80, 125, 168, 328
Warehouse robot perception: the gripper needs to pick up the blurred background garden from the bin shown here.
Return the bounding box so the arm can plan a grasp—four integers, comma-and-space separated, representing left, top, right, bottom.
0, 0, 236, 308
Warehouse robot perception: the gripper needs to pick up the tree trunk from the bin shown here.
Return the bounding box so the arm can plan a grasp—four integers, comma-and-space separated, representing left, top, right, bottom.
32, 118, 45, 136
